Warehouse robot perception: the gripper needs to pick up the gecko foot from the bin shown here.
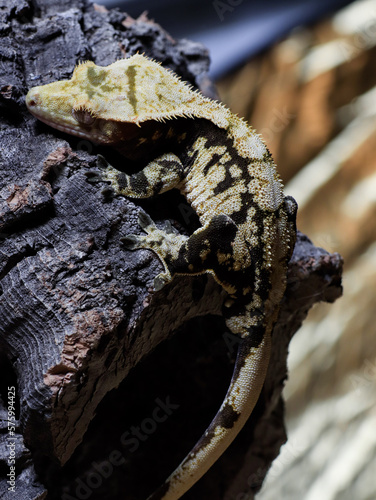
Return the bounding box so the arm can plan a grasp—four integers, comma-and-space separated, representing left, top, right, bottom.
85, 155, 113, 183
121, 213, 186, 256
85, 170, 114, 197
85, 155, 125, 191
121, 210, 189, 289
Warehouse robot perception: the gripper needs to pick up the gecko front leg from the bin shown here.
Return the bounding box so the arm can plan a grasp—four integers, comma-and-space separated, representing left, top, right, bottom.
95, 153, 185, 198
90, 153, 189, 290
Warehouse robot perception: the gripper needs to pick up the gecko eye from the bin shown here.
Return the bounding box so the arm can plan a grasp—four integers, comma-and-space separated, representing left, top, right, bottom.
72, 106, 97, 125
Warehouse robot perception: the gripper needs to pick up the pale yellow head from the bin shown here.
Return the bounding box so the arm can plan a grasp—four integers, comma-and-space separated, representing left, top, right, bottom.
26, 54, 205, 144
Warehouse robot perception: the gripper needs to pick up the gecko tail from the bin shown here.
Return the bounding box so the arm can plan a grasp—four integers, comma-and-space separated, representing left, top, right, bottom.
146, 323, 272, 500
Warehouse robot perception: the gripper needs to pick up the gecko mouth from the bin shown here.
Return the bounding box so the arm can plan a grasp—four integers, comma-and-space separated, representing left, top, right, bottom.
33, 114, 96, 139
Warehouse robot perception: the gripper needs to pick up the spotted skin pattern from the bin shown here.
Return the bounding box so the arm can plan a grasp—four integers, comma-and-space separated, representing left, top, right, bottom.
26, 55, 297, 500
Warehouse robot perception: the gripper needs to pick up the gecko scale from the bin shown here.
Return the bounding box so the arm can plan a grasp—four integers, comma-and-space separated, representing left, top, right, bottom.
26, 54, 297, 500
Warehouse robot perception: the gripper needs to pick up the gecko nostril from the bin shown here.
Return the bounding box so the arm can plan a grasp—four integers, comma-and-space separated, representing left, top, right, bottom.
26, 91, 41, 108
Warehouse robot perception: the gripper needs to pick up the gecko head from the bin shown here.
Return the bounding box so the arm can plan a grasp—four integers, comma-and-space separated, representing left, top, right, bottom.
26, 54, 205, 144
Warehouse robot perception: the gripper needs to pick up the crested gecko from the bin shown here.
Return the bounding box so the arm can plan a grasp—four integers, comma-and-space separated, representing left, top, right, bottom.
26, 54, 297, 500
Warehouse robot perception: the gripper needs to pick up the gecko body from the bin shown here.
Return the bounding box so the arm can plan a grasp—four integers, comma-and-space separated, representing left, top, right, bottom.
26, 54, 297, 500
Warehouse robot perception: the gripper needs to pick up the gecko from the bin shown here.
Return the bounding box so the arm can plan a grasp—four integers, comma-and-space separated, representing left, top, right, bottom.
26, 54, 297, 500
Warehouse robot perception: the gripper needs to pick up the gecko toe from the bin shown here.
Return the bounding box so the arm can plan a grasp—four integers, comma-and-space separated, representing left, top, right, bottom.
120, 235, 142, 250
101, 186, 115, 197
138, 211, 155, 231
154, 274, 170, 290
162, 220, 176, 234
96, 154, 110, 169
85, 170, 102, 183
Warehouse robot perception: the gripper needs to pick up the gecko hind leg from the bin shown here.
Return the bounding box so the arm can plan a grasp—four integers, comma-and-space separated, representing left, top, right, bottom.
124, 212, 240, 293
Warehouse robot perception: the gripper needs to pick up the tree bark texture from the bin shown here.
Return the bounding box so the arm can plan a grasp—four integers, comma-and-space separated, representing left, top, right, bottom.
0, 1, 343, 499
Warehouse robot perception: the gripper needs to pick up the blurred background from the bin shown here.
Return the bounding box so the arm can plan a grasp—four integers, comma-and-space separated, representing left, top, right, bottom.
102, 0, 376, 498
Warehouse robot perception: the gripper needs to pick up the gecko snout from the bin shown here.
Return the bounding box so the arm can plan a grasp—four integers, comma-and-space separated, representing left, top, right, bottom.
25, 89, 41, 110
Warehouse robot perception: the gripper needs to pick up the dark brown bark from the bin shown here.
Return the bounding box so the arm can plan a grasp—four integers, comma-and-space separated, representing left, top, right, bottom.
0, 1, 343, 499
